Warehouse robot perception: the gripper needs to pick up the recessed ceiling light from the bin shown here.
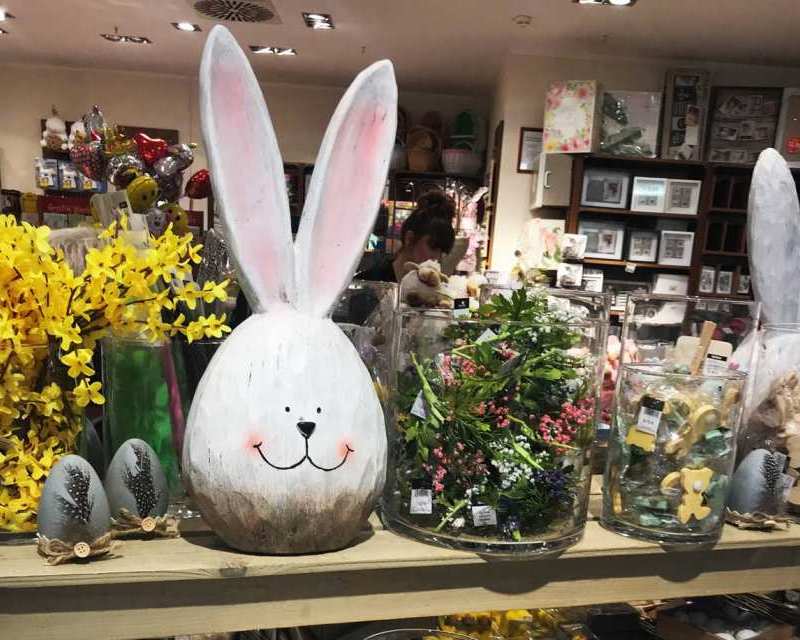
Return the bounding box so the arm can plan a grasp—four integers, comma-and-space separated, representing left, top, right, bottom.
302, 12, 334, 29
574, 0, 636, 5
0, 9, 15, 21
100, 28, 152, 44
249, 45, 297, 55
172, 21, 202, 32
608, 0, 633, 4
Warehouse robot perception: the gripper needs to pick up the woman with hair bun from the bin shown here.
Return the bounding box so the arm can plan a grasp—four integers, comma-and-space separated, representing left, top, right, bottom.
360, 190, 456, 283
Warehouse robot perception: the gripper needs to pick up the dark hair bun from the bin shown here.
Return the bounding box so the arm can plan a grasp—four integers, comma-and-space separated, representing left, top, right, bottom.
399, 190, 456, 254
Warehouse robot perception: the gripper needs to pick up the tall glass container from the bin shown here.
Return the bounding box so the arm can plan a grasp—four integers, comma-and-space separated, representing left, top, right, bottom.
382, 288, 607, 555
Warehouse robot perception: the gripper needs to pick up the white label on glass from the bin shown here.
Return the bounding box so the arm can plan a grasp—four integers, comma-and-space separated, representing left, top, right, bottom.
410, 489, 433, 515
471, 505, 498, 528
476, 328, 497, 344
782, 474, 795, 502
453, 298, 470, 318
410, 391, 427, 419
703, 353, 729, 375
636, 396, 664, 435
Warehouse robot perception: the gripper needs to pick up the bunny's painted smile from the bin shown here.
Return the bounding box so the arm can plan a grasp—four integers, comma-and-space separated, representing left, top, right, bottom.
252, 438, 354, 472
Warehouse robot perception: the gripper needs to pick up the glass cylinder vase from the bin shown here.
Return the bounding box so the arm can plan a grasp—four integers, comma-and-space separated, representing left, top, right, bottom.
382, 290, 606, 555
603, 363, 747, 544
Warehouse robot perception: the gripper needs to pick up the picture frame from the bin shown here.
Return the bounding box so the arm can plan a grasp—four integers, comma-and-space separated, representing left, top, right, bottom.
716, 269, 733, 295
517, 127, 543, 173
653, 273, 689, 296
665, 179, 702, 215
604, 279, 650, 313
627, 230, 658, 262
600, 90, 663, 158
699, 265, 716, 294
737, 272, 751, 295
775, 88, 800, 167
556, 262, 584, 289
561, 233, 588, 260
658, 230, 694, 266
631, 177, 668, 213
661, 69, 711, 161
581, 169, 630, 209
581, 268, 604, 293
706, 86, 784, 164
543, 80, 601, 154
578, 219, 626, 260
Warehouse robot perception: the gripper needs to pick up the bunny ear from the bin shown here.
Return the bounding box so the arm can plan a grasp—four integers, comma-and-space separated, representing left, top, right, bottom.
294, 60, 397, 317
748, 148, 800, 323
200, 25, 295, 312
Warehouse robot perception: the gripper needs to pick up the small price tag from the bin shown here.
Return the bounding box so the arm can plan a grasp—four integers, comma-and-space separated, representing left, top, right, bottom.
410, 488, 433, 515
636, 396, 664, 435
476, 328, 497, 344
782, 474, 796, 502
453, 298, 470, 318
471, 505, 498, 528
410, 391, 427, 419
625, 262, 637, 274
703, 353, 729, 375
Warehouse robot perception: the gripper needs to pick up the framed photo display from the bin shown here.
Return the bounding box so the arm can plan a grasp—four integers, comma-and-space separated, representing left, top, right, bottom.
665, 179, 702, 215
737, 272, 751, 295
699, 265, 716, 294
517, 127, 543, 173
581, 169, 630, 209
631, 177, 668, 213
556, 262, 584, 288
658, 230, 694, 266
706, 86, 784, 163
661, 69, 711, 161
716, 269, 734, 295
578, 219, 626, 260
627, 230, 658, 262
561, 233, 588, 260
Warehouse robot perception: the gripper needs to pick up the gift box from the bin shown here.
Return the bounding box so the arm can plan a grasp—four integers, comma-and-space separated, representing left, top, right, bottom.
544, 80, 601, 154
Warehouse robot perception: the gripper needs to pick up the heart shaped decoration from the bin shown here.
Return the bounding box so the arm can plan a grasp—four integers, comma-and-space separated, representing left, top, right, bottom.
134, 133, 169, 167
70, 141, 107, 181
185, 169, 212, 199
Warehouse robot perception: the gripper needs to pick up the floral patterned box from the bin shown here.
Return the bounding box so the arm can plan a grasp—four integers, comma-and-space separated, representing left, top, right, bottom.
543, 80, 601, 154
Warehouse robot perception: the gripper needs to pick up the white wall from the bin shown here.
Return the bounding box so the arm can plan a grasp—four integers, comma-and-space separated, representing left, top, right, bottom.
489, 53, 800, 271
0, 61, 489, 197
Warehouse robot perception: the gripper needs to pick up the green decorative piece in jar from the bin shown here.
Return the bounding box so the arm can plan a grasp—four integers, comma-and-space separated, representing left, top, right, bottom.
382, 289, 606, 555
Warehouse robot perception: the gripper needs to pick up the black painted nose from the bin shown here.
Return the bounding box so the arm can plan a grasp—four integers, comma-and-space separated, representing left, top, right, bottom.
297, 421, 316, 438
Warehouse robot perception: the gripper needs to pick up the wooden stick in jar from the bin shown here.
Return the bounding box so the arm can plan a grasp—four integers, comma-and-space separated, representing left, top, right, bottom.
690, 320, 717, 375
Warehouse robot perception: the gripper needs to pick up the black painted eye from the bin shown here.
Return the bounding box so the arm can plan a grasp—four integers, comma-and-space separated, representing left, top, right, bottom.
284, 406, 290, 413
316, 407, 322, 414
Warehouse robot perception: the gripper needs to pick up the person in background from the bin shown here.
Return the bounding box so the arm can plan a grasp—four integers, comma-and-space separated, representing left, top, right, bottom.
359, 190, 456, 283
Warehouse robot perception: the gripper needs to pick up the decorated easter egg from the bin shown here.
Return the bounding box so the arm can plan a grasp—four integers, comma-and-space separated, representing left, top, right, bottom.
728, 449, 784, 515
126, 174, 160, 212
38, 455, 110, 544
105, 439, 169, 519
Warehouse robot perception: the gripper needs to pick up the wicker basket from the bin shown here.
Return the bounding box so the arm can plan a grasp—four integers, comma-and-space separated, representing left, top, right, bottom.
441, 149, 482, 176
407, 126, 441, 172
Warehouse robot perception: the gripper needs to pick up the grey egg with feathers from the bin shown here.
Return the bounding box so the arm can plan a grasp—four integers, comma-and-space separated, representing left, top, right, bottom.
104, 439, 169, 519
38, 455, 110, 543
728, 448, 784, 514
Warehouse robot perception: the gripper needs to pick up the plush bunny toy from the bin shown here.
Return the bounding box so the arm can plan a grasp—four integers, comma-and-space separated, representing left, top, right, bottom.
183, 26, 397, 554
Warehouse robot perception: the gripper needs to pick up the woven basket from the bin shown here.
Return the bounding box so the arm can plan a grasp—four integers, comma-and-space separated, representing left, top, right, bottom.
407, 126, 441, 172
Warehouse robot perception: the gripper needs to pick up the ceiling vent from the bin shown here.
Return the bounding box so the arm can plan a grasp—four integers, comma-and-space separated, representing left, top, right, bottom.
192, 0, 282, 24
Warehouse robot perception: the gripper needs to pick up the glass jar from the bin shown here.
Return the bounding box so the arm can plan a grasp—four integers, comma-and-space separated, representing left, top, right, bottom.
381, 289, 606, 555
603, 363, 747, 544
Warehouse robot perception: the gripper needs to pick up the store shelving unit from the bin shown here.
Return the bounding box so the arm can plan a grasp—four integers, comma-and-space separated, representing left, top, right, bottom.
2, 485, 799, 640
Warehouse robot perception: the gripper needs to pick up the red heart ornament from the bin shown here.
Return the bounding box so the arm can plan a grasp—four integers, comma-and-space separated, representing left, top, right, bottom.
134, 132, 169, 167
185, 169, 212, 199
70, 140, 107, 181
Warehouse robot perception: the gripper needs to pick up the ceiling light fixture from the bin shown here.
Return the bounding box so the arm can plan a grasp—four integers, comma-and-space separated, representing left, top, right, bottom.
302, 12, 334, 29
574, 0, 636, 5
172, 21, 202, 32
0, 9, 15, 21
100, 27, 152, 44
0, 27, 7, 35
249, 45, 297, 55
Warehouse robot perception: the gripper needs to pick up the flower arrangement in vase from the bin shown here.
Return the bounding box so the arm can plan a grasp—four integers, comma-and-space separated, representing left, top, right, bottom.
0, 215, 229, 533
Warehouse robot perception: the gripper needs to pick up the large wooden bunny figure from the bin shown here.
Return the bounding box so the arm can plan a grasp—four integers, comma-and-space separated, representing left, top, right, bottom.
183, 26, 397, 554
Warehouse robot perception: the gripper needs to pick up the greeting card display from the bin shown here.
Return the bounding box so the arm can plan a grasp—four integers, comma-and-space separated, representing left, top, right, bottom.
544, 81, 600, 154
183, 26, 397, 554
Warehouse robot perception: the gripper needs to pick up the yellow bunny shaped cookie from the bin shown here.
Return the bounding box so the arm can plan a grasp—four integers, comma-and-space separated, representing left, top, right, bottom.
676, 467, 713, 524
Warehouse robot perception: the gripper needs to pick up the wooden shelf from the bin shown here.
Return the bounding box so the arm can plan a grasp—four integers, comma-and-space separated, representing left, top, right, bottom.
588, 153, 706, 168
703, 251, 748, 258
580, 206, 699, 220
709, 207, 747, 215
582, 257, 691, 271
1, 492, 799, 640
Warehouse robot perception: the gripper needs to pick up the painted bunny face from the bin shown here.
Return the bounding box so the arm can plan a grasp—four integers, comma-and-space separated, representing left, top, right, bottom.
183, 26, 397, 554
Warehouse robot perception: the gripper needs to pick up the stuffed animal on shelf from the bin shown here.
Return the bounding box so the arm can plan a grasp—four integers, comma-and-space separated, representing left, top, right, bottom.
41, 106, 68, 152
400, 259, 452, 308
68, 121, 86, 150
183, 25, 397, 554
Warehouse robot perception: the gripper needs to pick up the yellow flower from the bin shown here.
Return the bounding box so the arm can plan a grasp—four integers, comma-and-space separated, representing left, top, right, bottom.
60, 349, 95, 378
73, 379, 105, 407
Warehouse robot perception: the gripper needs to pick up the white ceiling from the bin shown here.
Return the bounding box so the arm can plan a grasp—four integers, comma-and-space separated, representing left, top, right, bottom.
2, 0, 800, 95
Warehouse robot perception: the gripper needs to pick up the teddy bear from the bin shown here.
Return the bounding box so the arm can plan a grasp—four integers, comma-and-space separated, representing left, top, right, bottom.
41, 107, 68, 152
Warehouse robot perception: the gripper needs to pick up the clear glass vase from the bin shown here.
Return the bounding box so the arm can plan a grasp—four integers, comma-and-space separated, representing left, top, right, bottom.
603, 363, 747, 544
381, 289, 606, 555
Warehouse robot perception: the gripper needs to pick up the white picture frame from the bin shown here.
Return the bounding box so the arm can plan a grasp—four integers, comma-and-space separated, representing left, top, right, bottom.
665, 179, 702, 215
581, 268, 604, 293
581, 169, 630, 209
737, 273, 751, 295
627, 230, 658, 262
556, 262, 584, 288
658, 230, 694, 266
699, 266, 716, 293
578, 220, 626, 260
631, 177, 668, 213
653, 273, 689, 296
562, 233, 588, 260
716, 269, 733, 295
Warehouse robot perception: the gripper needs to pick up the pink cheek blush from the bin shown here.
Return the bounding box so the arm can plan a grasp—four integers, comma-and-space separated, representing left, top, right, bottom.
338, 439, 354, 458
245, 432, 264, 454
